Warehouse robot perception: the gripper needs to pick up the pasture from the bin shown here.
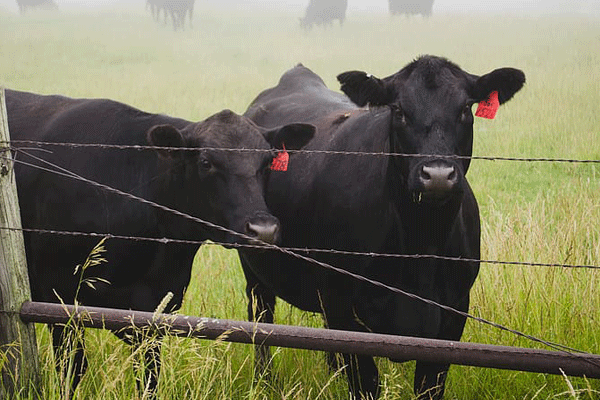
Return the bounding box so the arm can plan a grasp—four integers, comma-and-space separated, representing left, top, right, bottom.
0, 3, 599, 399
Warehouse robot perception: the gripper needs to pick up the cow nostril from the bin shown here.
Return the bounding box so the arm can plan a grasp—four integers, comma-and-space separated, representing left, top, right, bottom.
448, 167, 457, 183
420, 166, 431, 181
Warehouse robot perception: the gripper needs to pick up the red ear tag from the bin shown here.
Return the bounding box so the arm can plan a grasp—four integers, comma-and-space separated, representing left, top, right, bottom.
270, 144, 289, 172
475, 90, 500, 119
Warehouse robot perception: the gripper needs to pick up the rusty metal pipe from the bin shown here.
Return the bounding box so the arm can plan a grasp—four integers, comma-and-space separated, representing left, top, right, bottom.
20, 301, 600, 379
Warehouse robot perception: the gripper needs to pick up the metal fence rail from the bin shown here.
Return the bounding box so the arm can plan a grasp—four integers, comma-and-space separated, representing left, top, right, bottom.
19, 301, 600, 379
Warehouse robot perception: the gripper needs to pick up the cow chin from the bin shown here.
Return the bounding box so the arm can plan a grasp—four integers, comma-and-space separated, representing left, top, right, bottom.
423, 187, 463, 203
411, 186, 464, 207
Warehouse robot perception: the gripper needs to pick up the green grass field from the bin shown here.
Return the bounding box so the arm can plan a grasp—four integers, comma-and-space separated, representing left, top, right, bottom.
1, 4, 599, 399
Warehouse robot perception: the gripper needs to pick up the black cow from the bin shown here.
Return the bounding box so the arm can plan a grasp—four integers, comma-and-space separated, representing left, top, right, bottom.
147, 0, 195, 30
6, 89, 314, 396
16, 0, 58, 14
240, 56, 525, 399
300, 0, 348, 30
389, 0, 434, 17
146, 0, 162, 21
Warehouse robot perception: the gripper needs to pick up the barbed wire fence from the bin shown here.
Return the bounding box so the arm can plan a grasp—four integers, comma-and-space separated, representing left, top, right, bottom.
1, 139, 599, 370
6, 139, 600, 164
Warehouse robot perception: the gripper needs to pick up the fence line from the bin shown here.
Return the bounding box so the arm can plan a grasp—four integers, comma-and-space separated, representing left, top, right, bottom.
6, 140, 600, 164
3, 144, 598, 365
1, 225, 599, 271
17, 301, 600, 379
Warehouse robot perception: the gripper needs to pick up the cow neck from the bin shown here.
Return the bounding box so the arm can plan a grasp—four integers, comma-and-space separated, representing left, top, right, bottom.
386, 106, 404, 209
386, 108, 461, 255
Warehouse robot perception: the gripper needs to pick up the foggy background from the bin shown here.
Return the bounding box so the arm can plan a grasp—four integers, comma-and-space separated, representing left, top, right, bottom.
0, 0, 598, 15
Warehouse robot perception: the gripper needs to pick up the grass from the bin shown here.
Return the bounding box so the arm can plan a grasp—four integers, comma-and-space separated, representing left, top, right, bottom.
1, 4, 599, 399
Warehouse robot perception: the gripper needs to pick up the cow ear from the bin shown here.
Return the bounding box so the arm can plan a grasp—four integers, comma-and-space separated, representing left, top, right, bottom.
337, 71, 393, 107
147, 124, 186, 159
471, 68, 526, 104
264, 123, 316, 151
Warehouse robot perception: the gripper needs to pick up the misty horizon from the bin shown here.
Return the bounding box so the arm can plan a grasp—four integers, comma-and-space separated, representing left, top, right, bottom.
0, 0, 598, 15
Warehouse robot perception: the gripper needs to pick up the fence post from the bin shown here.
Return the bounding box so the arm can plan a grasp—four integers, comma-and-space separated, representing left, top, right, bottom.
0, 87, 41, 398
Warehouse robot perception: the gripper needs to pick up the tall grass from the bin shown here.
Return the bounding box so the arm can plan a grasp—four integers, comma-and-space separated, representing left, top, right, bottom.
0, 4, 599, 399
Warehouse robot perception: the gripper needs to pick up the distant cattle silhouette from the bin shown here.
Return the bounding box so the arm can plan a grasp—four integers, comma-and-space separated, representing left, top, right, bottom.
146, 0, 162, 21
300, 0, 348, 30
16, 0, 58, 14
146, 0, 195, 30
388, 0, 434, 17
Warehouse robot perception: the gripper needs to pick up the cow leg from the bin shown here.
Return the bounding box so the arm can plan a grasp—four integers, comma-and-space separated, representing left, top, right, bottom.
135, 336, 163, 397
241, 260, 275, 380
413, 362, 448, 400
414, 290, 471, 400
321, 284, 380, 399
246, 282, 275, 379
325, 351, 344, 372
339, 353, 380, 400
50, 323, 88, 398
114, 328, 163, 399
248, 288, 275, 380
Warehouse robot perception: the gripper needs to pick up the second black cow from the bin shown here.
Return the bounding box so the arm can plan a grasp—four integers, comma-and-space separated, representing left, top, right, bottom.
16, 0, 58, 14
6, 89, 314, 396
240, 56, 525, 399
146, 0, 195, 30
300, 0, 348, 29
389, 0, 435, 17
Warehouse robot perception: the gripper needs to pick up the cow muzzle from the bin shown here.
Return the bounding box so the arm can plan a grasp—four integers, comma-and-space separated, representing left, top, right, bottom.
413, 160, 462, 203
244, 213, 281, 246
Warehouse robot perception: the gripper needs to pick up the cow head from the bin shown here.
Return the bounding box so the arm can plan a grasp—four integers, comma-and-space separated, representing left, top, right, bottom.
147, 110, 315, 245
338, 55, 525, 205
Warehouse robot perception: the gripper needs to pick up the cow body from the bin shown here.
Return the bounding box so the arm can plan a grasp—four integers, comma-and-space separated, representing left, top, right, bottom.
300, 0, 348, 29
6, 89, 313, 396
389, 0, 434, 17
146, 0, 195, 30
240, 56, 525, 399
16, 0, 58, 14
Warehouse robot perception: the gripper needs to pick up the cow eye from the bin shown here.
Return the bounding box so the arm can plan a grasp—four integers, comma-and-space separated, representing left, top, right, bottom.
199, 158, 212, 171
392, 105, 407, 126
460, 103, 473, 122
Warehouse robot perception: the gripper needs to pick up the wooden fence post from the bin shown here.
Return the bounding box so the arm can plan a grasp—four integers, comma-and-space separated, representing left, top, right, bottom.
0, 87, 40, 398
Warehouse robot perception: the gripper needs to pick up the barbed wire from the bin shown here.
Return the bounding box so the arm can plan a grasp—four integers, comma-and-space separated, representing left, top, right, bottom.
5, 140, 600, 164
1, 149, 598, 365
1, 226, 598, 271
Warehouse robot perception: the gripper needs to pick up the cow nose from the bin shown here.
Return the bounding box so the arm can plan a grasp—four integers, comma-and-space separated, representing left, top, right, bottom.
419, 164, 458, 193
245, 220, 280, 245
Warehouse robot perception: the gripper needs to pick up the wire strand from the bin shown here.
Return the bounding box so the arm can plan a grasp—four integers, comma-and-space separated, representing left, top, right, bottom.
1, 225, 598, 271
5, 140, 600, 164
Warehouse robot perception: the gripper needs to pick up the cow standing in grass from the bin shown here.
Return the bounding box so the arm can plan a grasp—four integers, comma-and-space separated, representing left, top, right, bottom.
240, 56, 525, 399
6, 89, 314, 398
16, 0, 58, 14
300, 0, 348, 29
389, 0, 434, 17
147, 0, 195, 30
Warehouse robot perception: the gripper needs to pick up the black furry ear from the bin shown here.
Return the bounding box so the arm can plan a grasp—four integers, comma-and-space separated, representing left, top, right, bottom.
264, 123, 315, 151
472, 68, 526, 104
147, 125, 185, 159
337, 71, 393, 107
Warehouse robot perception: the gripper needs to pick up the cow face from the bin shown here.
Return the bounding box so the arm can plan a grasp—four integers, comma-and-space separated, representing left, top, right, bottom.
338, 55, 525, 205
147, 110, 315, 245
